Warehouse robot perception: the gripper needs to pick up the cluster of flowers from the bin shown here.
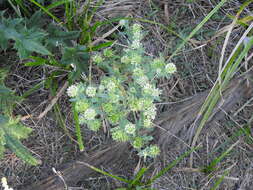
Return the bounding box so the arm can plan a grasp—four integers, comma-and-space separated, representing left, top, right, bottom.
1, 177, 13, 190
67, 22, 177, 159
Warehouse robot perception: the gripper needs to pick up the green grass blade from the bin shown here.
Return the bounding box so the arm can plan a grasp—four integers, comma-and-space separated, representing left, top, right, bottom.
147, 147, 198, 185
191, 36, 253, 164
21, 81, 44, 99
203, 141, 239, 173
210, 126, 250, 156
129, 167, 148, 186
169, 0, 229, 60
72, 102, 84, 151
79, 162, 131, 184
28, 0, 61, 23
210, 170, 230, 190
7, 0, 22, 17
46, 0, 73, 10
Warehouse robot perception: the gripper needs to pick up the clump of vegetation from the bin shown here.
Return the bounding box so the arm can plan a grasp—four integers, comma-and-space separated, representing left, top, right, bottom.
67, 22, 177, 159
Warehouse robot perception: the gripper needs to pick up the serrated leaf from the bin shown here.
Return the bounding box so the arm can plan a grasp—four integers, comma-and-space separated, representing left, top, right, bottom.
0, 114, 37, 165
5, 134, 38, 166
6, 122, 33, 140
0, 11, 51, 58
61, 45, 89, 80
46, 23, 80, 50
25, 11, 44, 28
0, 85, 20, 114
23, 39, 51, 55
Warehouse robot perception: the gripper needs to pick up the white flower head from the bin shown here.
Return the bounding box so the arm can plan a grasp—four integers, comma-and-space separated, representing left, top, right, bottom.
121, 55, 131, 64
1, 177, 13, 190
86, 86, 97, 97
131, 39, 141, 49
136, 76, 149, 87
132, 23, 141, 34
119, 19, 127, 26
133, 67, 145, 76
143, 84, 161, 98
152, 87, 162, 98
107, 81, 116, 92
131, 54, 142, 65
92, 54, 103, 64
143, 118, 153, 128
67, 84, 78, 97
144, 104, 157, 120
125, 123, 136, 135
165, 63, 177, 74
156, 68, 162, 75
83, 108, 97, 120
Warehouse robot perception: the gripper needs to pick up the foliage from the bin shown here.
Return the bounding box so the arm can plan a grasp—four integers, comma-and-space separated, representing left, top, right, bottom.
67, 22, 177, 159
0, 115, 38, 165
0, 68, 38, 165
0, 10, 89, 80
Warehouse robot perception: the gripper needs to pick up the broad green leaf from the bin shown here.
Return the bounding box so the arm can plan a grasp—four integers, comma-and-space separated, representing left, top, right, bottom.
61, 45, 89, 80
22, 39, 51, 56
46, 23, 80, 50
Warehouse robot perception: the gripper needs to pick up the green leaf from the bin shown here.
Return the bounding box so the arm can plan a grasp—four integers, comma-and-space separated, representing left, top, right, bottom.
25, 56, 47, 66
0, 114, 38, 165
46, 0, 73, 10
61, 45, 89, 80
90, 41, 114, 51
5, 134, 38, 166
0, 11, 51, 58
0, 85, 20, 114
22, 38, 51, 56
6, 121, 33, 140
46, 23, 80, 50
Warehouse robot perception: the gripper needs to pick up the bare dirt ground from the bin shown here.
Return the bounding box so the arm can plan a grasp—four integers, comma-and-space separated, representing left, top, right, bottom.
1, 0, 253, 190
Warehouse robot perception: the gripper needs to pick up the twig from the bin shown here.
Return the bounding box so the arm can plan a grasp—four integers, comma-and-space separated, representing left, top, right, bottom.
90, 24, 121, 46
37, 81, 69, 119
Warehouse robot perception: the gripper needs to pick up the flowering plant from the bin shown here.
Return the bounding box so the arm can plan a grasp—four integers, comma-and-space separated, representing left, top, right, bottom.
67, 22, 176, 159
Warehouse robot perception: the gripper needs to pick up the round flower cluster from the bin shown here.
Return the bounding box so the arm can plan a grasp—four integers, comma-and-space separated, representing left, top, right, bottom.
165, 63, 177, 74
85, 86, 96, 97
86, 120, 101, 132
124, 123, 136, 135
111, 128, 130, 142
132, 137, 144, 149
142, 83, 161, 98
121, 55, 131, 64
1, 177, 13, 190
92, 54, 103, 64
75, 100, 89, 112
83, 108, 97, 121
103, 49, 114, 57
101, 77, 118, 92
138, 145, 160, 160
132, 23, 142, 40
67, 84, 78, 98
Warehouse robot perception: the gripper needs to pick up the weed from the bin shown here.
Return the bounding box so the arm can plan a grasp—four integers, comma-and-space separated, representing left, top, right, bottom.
67, 22, 177, 158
